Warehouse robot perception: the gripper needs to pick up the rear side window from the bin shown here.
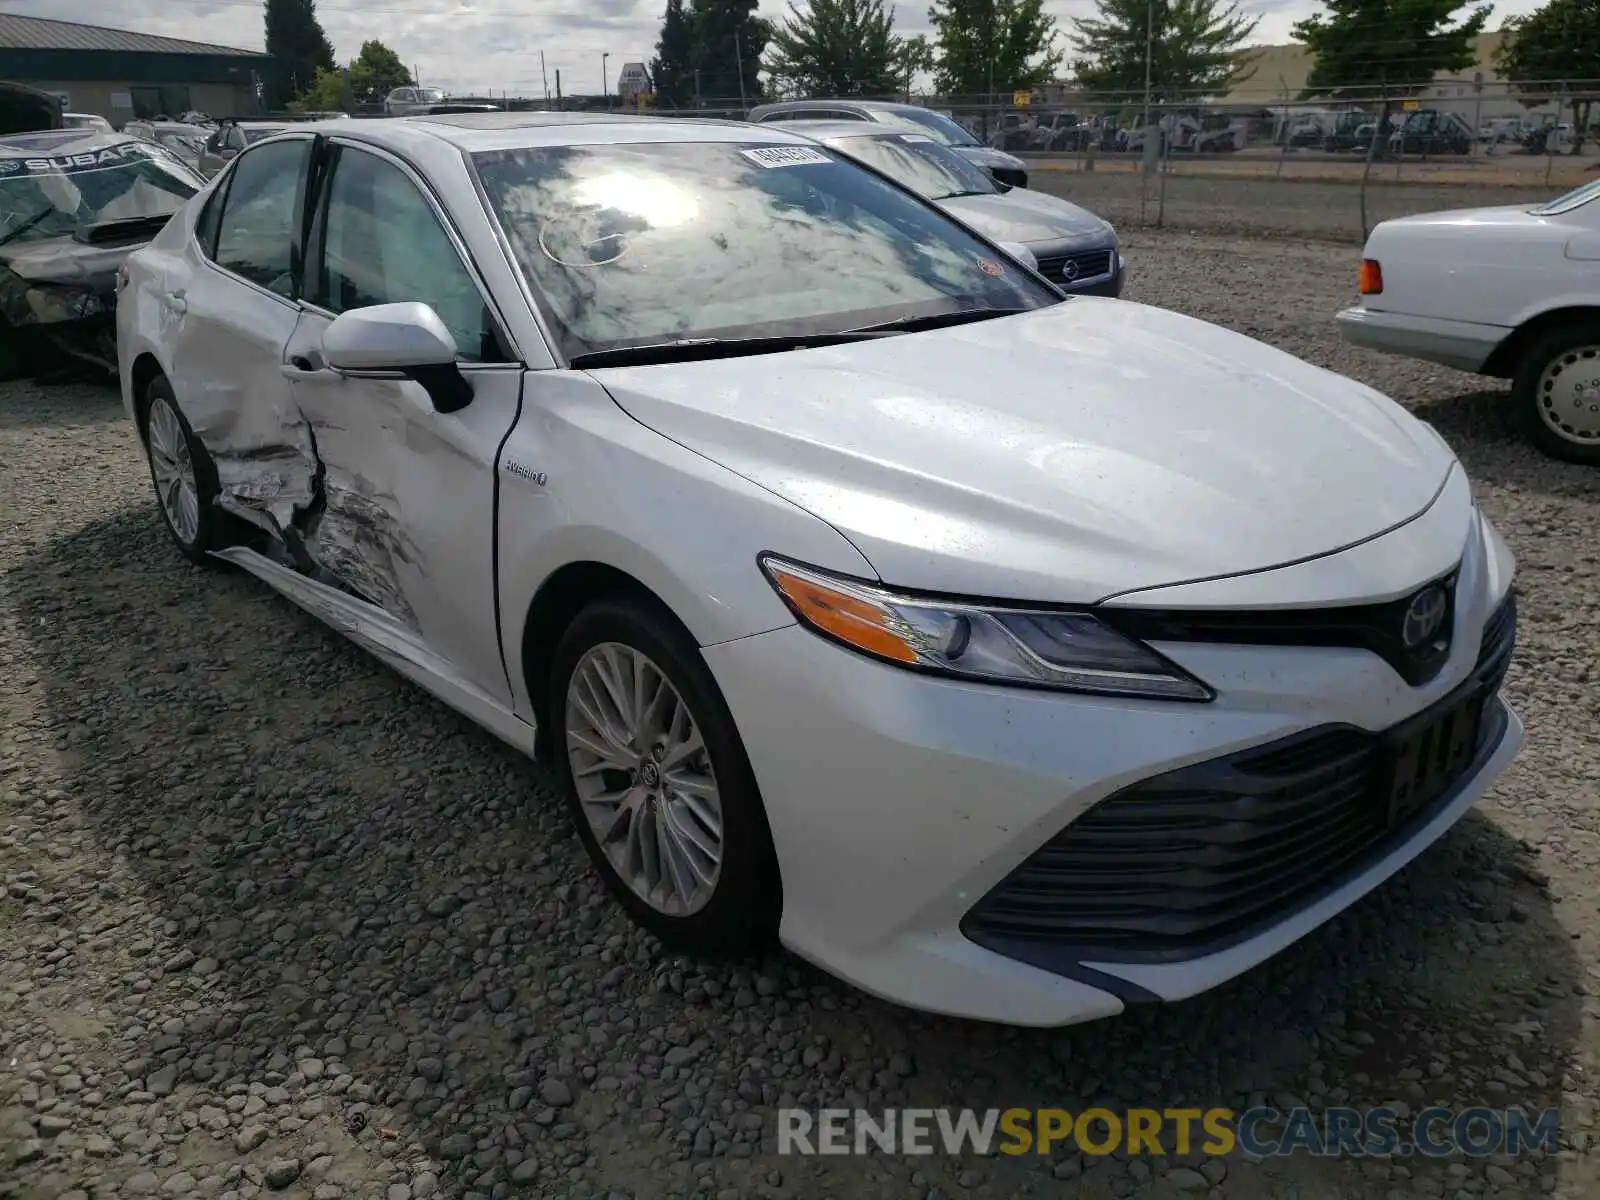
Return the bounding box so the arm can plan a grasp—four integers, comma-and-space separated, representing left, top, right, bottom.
211, 138, 310, 298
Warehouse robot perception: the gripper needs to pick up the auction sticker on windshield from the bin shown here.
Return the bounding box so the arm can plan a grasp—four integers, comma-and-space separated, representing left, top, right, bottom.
741, 146, 832, 168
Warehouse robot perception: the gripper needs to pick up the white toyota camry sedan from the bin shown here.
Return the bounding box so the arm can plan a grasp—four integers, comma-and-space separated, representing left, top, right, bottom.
116, 112, 1523, 1027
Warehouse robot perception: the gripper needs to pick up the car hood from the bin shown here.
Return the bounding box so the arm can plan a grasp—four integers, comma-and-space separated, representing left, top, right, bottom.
937, 189, 1113, 245
593, 299, 1457, 604
955, 145, 1026, 170
0, 234, 140, 287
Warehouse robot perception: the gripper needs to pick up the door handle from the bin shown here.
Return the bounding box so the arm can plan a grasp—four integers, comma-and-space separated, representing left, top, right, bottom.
283, 350, 327, 376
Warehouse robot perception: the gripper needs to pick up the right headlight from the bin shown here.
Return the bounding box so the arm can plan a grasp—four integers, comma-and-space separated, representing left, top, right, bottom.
760, 555, 1213, 702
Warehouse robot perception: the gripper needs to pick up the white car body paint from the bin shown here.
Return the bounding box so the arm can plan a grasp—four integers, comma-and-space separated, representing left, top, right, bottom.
118, 113, 1523, 1026
1338, 191, 1600, 374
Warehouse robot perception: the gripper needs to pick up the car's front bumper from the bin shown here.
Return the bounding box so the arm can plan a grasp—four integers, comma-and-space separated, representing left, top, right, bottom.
703, 512, 1520, 1027
1336, 305, 1505, 375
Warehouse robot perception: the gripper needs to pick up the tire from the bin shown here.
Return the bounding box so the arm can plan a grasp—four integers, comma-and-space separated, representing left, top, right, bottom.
137, 374, 244, 565
549, 593, 781, 956
1513, 323, 1600, 466
0, 322, 26, 382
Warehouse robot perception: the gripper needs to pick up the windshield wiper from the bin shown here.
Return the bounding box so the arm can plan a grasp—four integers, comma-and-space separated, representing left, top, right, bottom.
0, 207, 59, 248
846, 306, 1031, 335
568, 330, 898, 369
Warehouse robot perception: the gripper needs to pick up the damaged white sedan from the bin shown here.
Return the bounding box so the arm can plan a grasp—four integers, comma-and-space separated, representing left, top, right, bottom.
118, 113, 1523, 1028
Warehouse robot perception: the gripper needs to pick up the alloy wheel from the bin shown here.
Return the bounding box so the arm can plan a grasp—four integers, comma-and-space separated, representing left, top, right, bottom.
564, 642, 724, 916
146, 394, 201, 546
1536, 345, 1600, 446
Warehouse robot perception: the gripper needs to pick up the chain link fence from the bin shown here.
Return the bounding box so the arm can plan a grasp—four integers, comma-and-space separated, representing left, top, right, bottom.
307, 78, 1600, 242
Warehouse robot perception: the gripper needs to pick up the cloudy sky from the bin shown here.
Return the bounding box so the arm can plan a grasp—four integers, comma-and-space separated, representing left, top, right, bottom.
6, 0, 1540, 100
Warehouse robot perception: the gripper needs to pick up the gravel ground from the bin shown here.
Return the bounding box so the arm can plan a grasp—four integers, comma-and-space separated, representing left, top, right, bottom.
3, 233, 1599, 1200
1028, 171, 1560, 242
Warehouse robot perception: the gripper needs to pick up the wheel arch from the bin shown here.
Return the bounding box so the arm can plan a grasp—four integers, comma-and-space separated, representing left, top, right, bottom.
519, 559, 698, 763
1482, 305, 1600, 379
129, 351, 167, 441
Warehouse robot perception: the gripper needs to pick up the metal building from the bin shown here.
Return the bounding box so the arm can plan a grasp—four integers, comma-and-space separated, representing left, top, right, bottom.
0, 13, 268, 124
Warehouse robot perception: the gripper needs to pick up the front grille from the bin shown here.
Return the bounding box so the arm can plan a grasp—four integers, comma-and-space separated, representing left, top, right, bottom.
1035, 249, 1114, 285
1101, 571, 1462, 687
962, 591, 1517, 966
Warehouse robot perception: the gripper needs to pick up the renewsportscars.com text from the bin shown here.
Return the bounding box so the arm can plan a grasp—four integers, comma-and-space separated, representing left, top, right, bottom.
776, 1106, 1559, 1158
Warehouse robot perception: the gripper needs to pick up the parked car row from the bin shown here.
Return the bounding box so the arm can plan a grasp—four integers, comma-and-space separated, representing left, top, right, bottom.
92, 110, 1525, 1030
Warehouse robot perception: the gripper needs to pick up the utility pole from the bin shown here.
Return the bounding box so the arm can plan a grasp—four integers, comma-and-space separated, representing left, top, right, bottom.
555, 68, 563, 111
1141, 0, 1153, 133
602, 52, 610, 107
540, 51, 550, 104
735, 31, 747, 111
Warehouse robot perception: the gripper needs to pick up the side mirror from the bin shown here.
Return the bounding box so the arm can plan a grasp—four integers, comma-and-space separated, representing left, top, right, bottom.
996, 241, 1038, 272
322, 301, 473, 413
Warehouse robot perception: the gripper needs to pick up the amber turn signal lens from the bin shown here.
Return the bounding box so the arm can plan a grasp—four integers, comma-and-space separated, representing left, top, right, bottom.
1358, 259, 1383, 295
766, 565, 919, 664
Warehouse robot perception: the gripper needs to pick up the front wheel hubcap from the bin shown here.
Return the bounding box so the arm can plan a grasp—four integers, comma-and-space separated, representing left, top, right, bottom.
564, 643, 724, 916
146, 394, 200, 545
1536, 346, 1600, 444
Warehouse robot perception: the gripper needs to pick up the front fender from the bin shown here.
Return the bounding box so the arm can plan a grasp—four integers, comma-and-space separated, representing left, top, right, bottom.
496, 370, 879, 720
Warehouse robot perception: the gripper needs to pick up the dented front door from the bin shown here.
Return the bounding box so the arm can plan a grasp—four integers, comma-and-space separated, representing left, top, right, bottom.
277, 345, 523, 707
274, 139, 525, 707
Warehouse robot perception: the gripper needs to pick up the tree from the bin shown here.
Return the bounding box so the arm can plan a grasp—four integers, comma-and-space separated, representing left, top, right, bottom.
690, 0, 770, 104
292, 64, 347, 112
345, 40, 413, 106
264, 0, 337, 110
898, 33, 938, 91
926, 0, 1063, 97
1070, 0, 1259, 101
766, 0, 907, 98
1292, 0, 1490, 96
1496, 0, 1600, 152
652, 0, 696, 106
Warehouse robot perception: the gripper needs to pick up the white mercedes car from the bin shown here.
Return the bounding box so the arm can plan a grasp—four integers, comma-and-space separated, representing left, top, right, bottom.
1338, 178, 1600, 465
116, 113, 1523, 1027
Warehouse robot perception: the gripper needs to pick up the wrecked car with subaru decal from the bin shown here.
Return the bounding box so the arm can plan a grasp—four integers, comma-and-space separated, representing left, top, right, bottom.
0, 129, 203, 378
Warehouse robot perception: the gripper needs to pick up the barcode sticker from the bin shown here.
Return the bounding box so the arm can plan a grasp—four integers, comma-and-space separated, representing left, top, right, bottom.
741, 145, 832, 168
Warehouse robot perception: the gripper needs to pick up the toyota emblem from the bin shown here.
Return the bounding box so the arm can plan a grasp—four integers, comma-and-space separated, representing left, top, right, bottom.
1401, 585, 1448, 650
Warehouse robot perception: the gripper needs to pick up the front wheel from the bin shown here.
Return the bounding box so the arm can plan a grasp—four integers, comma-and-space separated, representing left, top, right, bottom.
549, 595, 780, 955
1514, 324, 1600, 465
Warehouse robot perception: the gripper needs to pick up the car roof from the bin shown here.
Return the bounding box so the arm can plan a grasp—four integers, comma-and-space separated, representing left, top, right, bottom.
769, 120, 905, 140
0, 128, 140, 158
284, 111, 825, 153
751, 99, 923, 115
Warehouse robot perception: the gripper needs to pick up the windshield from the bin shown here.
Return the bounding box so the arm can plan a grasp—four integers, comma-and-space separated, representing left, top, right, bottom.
0, 142, 199, 243
157, 132, 206, 158
472, 140, 1057, 360
825, 133, 997, 200
879, 108, 980, 147
1532, 179, 1600, 216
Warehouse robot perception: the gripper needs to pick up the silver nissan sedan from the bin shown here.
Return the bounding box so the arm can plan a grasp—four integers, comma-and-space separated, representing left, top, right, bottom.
779, 120, 1123, 296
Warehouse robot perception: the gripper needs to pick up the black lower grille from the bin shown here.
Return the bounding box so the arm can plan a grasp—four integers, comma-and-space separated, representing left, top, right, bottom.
1035, 249, 1114, 285
963, 591, 1517, 966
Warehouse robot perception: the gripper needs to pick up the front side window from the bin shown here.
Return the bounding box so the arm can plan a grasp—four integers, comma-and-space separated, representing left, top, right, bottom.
312, 146, 495, 360
0, 141, 200, 246
472, 139, 1058, 360
824, 133, 997, 201
211, 138, 309, 297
